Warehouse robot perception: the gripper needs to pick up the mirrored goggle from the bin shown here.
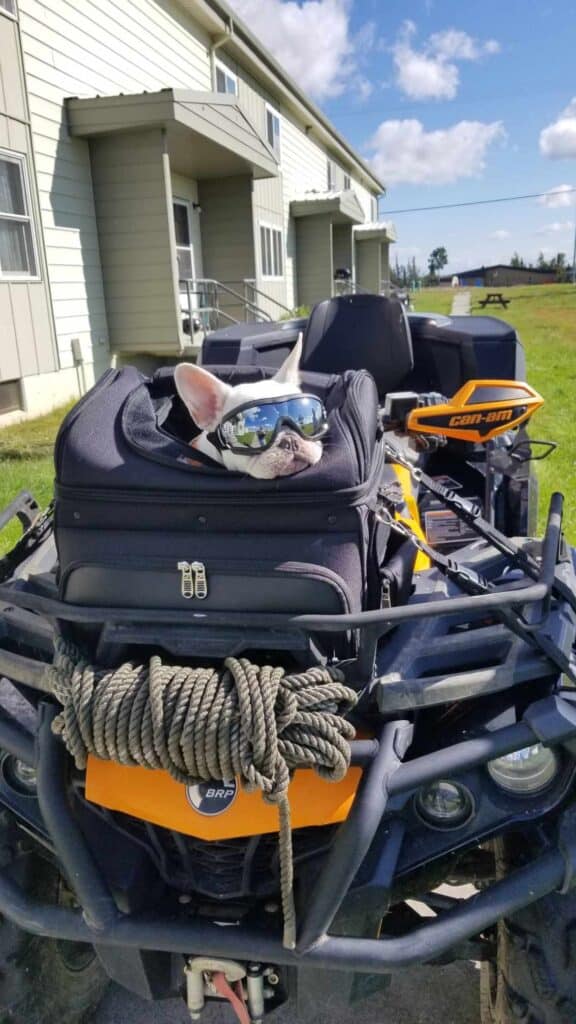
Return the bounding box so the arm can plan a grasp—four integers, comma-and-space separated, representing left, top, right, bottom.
218, 395, 328, 452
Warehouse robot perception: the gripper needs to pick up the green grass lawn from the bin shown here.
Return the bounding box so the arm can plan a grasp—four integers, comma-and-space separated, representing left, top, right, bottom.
415, 283, 576, 540
0, 283, 574, 556
411, 286, 454, 316
470, 285, 576, 540
0, 403, 73, 555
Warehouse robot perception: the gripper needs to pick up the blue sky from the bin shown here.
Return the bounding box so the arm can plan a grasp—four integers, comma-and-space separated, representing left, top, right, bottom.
230, 0, 576, 274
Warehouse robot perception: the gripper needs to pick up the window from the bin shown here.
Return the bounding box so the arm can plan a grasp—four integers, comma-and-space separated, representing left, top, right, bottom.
172, 200, 194, 281
327, 159, 335, 190
265, 104, 281, 158
0, 0, 16, 16
260, 224, 283, 278
215, 59, 238, 96
0, 379, 22, 414
343, 172, 351, 190
0, 152, 38, 279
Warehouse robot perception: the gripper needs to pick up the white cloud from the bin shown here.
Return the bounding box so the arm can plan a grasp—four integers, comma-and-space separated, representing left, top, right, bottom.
538, 184, 576, 208
536, 220, 574, 235
367, 118, 505, 186
490, 229, 510, 240
227, 0, 370, 101
540, 98, 576, 159
392, 22, 500, 100
393, 24, 457, 100
428, 29, 500, 61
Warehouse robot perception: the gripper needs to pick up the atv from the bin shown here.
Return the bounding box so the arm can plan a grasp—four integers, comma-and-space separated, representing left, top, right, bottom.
0, 292, 575, 1024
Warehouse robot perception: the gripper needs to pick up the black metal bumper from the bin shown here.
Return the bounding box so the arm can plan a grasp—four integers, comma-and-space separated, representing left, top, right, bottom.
0, 492, 574, 971
0, 692, 575, 972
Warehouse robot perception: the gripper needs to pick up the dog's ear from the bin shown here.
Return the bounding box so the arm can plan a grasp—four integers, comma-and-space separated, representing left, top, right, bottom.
274, 333, 302, 386
174, 363, 232, 431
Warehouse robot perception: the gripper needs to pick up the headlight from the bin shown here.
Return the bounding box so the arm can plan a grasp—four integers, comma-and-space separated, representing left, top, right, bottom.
414, 780, 475, 829
487, 743, 558, 794
4, 756, 37, 794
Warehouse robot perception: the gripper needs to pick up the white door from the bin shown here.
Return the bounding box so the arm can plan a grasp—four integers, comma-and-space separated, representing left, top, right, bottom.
173, 199, 197, 317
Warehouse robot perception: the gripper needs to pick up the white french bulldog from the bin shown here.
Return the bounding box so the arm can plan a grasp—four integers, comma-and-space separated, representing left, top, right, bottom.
174, 336, 325, 479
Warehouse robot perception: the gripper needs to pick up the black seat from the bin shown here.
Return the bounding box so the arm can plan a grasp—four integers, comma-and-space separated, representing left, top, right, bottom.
300, 294, 414, 396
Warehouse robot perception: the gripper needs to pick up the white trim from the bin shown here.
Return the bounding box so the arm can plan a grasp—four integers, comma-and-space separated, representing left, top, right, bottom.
264, 102, 281, 161
0, 148, 41, 282
214, 57, 238, 96
326, 158, 335, 191
259, 221, 284, 281
172, 197, 197, 297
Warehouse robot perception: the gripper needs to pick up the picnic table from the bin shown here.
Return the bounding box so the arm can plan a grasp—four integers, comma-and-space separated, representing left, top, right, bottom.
478, 291, 510, 308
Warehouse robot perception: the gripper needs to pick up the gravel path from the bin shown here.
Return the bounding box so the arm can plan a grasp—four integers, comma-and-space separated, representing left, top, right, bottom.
450, 290, 472, 315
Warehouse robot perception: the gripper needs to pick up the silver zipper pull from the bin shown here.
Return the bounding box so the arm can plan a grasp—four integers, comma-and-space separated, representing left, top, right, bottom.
190, 561, 208, 600
177, 561, 194, 599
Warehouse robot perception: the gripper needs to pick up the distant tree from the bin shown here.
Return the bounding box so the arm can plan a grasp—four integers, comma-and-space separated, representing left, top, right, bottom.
535, 251, 569, 280
391, 255, 422, 288
428, 246, 448, 281
550, 252, 569, 281
510, 252, 525, 268
407, 256, 421, 287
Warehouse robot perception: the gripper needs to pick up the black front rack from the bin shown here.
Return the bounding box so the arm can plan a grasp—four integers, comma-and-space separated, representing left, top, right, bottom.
0, 493, 574, 698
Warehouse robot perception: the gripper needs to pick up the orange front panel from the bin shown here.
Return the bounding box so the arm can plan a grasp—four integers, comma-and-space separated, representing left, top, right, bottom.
85, 757, 362, 840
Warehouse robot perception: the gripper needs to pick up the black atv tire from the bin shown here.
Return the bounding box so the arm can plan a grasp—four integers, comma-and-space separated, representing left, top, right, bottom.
0, 847, 108, 1024
480, 835, 576, 1024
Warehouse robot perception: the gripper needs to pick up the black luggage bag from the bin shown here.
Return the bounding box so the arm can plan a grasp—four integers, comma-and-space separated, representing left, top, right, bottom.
54, 366, 391, 649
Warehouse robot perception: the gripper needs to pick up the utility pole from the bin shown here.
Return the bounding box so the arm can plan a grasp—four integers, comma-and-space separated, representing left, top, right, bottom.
572, 216, 576, 284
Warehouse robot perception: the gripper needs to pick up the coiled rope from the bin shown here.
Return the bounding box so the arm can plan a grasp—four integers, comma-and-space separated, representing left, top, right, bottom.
46, 637, 357, 948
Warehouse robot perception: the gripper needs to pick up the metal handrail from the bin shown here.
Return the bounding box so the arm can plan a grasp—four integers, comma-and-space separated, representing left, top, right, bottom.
189, 304, 239, 328
239, 278, 293, 318
183, 278, 273, 324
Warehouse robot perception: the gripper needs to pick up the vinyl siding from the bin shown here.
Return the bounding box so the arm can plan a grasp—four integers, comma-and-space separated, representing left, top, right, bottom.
281, 115, 329, 308
90, 129, 180, 353
295, 214, 333, 309
253, 175, 288, 318
356, 237, 381, 294
18, 0, 212, 367
215, 54, 289, 317
332, 224, 353, 276
198, 174, 255, 323
0, 11, 27, 122
381, 240, 390, 288
352, 178, 376, 222
217, 54, 381, 311
17, 0, 381, 368
0, 12, 56, 382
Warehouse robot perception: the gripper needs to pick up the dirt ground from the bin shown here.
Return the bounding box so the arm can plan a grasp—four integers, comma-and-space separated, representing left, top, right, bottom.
93, 960, 481, 1024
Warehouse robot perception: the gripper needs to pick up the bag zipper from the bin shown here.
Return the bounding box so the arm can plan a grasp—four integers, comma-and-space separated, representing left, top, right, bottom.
60, 556, 353, 612
55, 449, 385, 510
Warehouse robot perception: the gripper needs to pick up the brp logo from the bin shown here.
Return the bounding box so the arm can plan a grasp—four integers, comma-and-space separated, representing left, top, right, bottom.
186, 780, 238, 816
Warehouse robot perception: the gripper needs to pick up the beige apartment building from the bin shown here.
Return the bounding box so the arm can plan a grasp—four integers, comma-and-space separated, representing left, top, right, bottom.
0, 0, 395, 421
